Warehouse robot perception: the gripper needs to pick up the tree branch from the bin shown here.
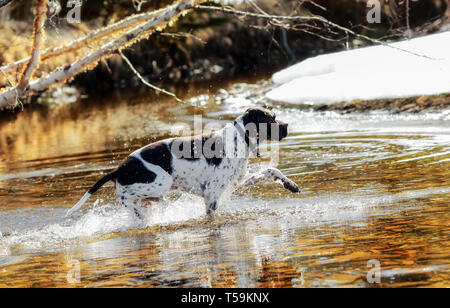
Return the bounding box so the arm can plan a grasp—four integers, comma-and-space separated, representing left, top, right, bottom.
0, 0, 14, 9
119, 50, 184, 103
0, 4, 173, 73
17, 0, 48, 94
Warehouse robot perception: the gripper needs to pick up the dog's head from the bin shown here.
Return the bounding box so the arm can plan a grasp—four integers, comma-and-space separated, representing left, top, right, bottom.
238, 107, 288, 142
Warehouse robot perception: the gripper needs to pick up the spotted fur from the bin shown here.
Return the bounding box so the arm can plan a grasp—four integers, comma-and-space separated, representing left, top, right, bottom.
66, 107, 299, 217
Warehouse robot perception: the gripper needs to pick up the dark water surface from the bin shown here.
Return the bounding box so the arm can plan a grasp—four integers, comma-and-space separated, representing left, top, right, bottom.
0, 80, 449, 287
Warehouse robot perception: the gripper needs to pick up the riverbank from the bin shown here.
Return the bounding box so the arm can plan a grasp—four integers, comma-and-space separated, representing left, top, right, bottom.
215, 79, 450, 113
315, 93, 450, 113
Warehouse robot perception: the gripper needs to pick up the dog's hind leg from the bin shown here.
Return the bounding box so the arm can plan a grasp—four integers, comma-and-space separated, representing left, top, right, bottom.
118, 196, 145, 219
203, 190, 222, 216
240, 167, 300, 193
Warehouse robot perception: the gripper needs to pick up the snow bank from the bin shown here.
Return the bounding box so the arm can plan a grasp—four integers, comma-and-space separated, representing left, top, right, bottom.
266, 31, 450, 105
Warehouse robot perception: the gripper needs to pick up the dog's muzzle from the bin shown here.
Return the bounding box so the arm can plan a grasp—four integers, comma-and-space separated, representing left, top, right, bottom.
277, 121, 288, 140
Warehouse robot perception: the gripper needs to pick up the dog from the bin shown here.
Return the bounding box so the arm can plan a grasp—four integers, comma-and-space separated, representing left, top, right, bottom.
66, 107, 300, 218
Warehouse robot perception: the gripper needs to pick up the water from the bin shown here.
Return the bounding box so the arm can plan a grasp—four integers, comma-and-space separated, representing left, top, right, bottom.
0, 80, 449, 287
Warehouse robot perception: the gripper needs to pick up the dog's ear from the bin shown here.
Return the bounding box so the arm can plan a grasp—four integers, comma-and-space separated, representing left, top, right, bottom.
242, 107, 276, 126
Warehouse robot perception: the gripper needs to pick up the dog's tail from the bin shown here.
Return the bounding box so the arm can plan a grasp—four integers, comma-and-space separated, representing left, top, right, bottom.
66, 170, 118, 217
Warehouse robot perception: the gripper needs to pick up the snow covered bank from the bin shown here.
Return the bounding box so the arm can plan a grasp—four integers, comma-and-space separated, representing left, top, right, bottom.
266, 31, 450, 105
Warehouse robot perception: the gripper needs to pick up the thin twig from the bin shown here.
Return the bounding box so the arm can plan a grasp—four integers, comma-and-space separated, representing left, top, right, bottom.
119, 50, 184, 103
196, 4, 440, 60
133, 0, 147, 12
305, 0, 327, 12
159, 31, 205, 44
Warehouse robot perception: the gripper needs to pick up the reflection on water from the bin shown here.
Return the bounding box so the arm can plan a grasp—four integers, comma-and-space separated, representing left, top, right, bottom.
0, 80, 449, 287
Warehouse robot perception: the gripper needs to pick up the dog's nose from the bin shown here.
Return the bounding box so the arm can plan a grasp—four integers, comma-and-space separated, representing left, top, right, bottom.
279, 121, 288, 140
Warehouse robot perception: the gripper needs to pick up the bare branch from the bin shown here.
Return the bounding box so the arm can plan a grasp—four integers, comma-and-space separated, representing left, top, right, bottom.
159, 32, 206, 44
132, 0, 147, 12
119, 50, 184, 103
17, 0, 48, 94
0, 4, 174, 74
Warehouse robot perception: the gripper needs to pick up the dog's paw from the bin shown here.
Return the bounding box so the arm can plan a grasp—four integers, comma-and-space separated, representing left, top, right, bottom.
283, 180, 301, 193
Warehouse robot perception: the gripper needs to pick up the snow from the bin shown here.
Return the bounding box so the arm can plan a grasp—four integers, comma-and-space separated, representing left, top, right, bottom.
266, 31, 450, 105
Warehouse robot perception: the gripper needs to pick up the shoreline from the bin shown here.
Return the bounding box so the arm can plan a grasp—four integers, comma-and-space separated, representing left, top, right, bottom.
313, 93, 450, 113
219, 79, 450, 114
2, 76, 449, 117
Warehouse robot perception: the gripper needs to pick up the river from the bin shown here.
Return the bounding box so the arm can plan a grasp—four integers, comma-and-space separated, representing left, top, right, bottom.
0, 78, 449, 287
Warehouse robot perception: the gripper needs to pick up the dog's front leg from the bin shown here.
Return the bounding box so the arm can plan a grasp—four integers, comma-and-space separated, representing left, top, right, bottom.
206, 200, 218, 216
241, 167, 300, 193
203, 189, 223, 216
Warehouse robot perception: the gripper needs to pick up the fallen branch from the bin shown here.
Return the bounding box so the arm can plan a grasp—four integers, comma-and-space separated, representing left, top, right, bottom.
0, 4, 173, 73
0, 0, 204, 109
17, 0, 48, 94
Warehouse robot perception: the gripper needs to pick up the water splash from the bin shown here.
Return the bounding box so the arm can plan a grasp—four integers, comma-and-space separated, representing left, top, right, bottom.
1, 186, 448, 259
0, 202, 140, 257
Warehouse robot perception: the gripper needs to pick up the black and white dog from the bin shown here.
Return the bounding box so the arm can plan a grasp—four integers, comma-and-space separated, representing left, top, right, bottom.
67, 107, 300, 217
